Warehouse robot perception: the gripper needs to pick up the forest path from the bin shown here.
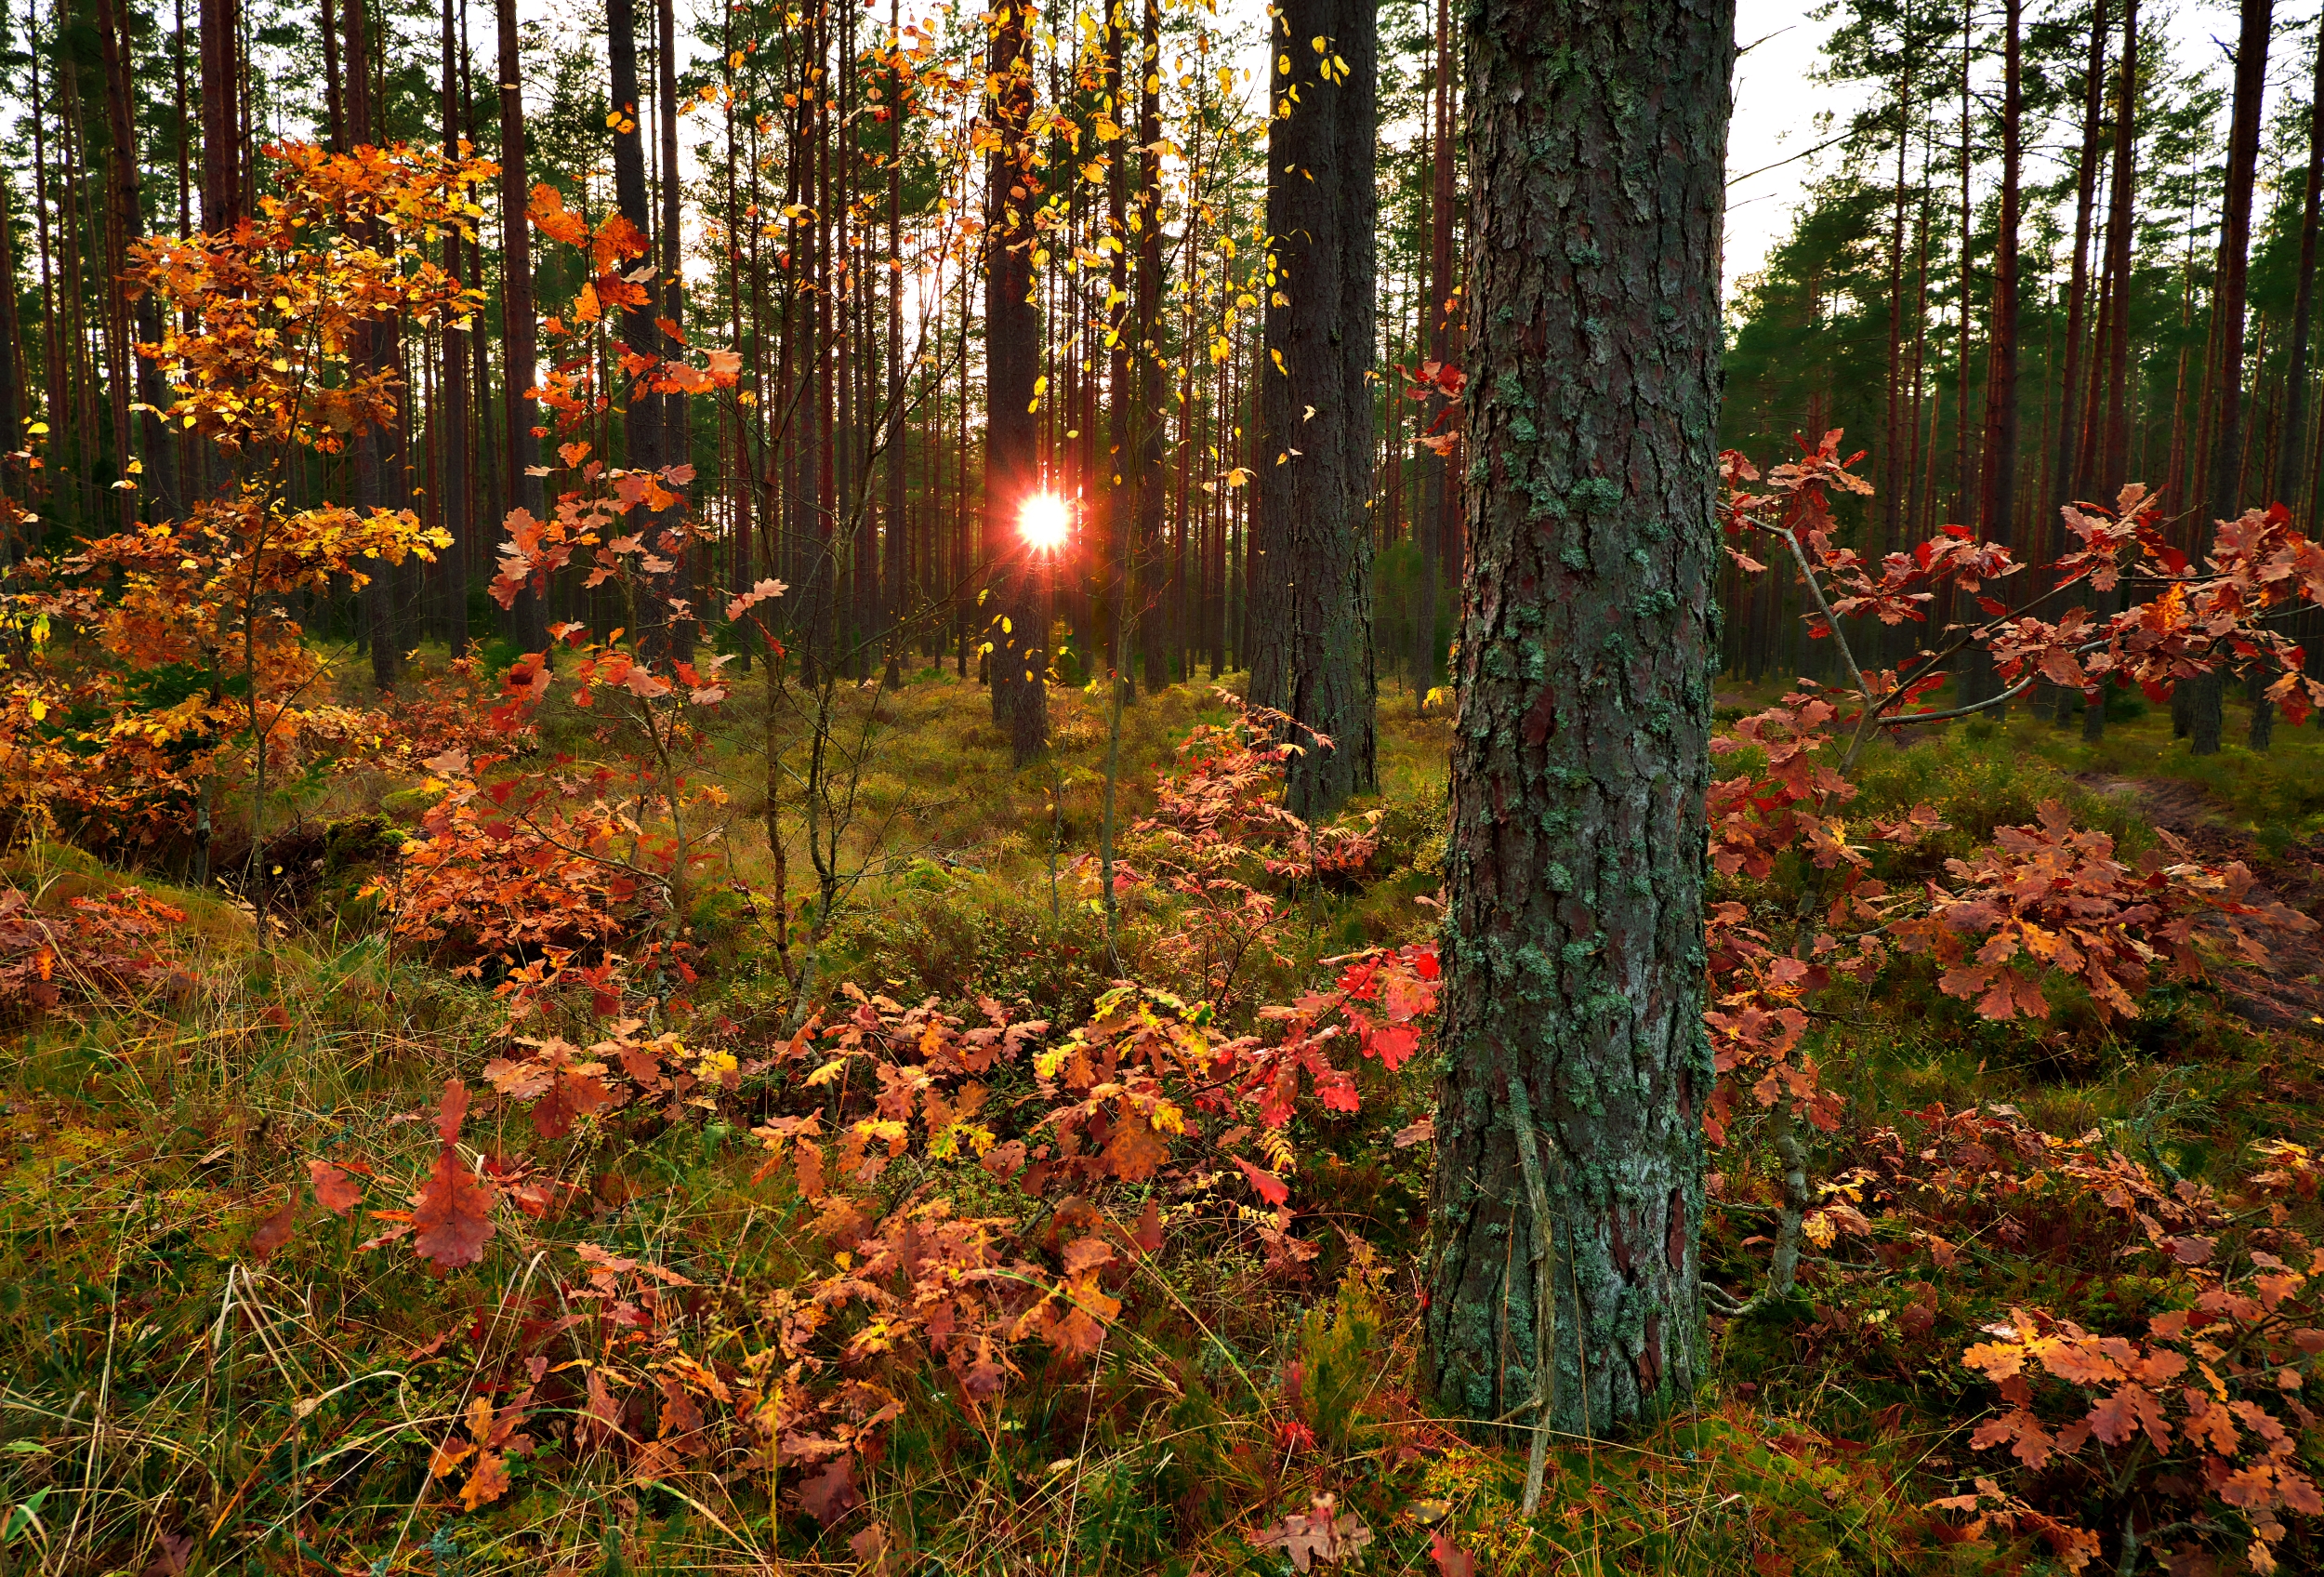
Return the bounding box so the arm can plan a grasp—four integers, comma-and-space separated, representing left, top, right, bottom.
2078, 775, 2324, 1031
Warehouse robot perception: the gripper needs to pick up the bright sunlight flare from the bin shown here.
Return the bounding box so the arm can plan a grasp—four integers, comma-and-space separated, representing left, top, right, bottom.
1019, 492, 1071, 552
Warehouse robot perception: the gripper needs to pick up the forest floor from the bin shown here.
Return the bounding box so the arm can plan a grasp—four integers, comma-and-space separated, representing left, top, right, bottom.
3, 664, 2323, 1575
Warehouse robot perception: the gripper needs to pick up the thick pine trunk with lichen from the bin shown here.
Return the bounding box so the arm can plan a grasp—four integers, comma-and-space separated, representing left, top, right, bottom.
1248, 0, 1378, 818
1423, 0, 1731, 1438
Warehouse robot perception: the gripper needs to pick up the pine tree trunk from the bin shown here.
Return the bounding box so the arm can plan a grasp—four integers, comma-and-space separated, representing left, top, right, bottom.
1424, 0, 1730, 1439
2274, 20, 2323, 512
2259, 16, 2321, 748
1880, 60, 1911, 569
1101, 0, 1134, 699
437, 0, 469, 653
2051, 2, 2106, 526
2087, 0, 2137, 743
883, 0, 906, 685
654, 0, 693, 661
1249, 0, 1378, 818
494, 0, 544, 649
1414, 0, 1454, 711
609, 0, 670, 656
199, 0, 240, 231
2190, 0, 2271, 756
341, 0, 399, 689
0, 170, 17, 515
984, 0, 1047, 763
1133, 0, 1170, 695
1966, 0, 2022, 709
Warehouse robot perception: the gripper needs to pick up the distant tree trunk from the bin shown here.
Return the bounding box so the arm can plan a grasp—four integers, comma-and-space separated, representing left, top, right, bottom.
2045, 0, 2106, 722
99, 0, 176, 522
2262, 17, 2322, 746
1249, 0, 1379, 818
2052, 0, 2106, 519
437, 0, 469, 653
984, 0, 1047, 763
1133, 0, 1170, 695
1952, 11, 1975, 529
341, 0, 400, 689
199, 0, 240, 231
2275, 20, 2323, 514
2087, 0, 2137, 743
1102, 0, 1134, 698
2190, 0, 2271, 756
1425, 0, 1730, 1441
321, 0, 344, 151
1967, 0, 2022, 708
882, 0, 906, 685
1413, 0, 1454, 711
495, 0, 546, 649
0, 172, 20, 524
1880, 59, 1912, 567
654, 0, 693, 660
609, 0, 670, 655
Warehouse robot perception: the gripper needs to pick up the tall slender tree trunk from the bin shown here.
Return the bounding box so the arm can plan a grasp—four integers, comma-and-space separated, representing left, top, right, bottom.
654, 0, 693, 660
882, 0, 907, 685
1132, 0, 1169, 695
2087, 0, 2137, 742
199, 0, 240, 231
1101, 0, 1135, 698
2189, 0, 2271, 756
2274, 19, 2323, 514
1880, 59, 1912, 567
984, 0, 1047, 762
1953, 11, 1974, 529
321, 0, 344, 151
0, 170, 20, 536
341, 0, 400, 688
2054, 2, 2107, 513
436, 0, 469, 653
495, 0, 545, 649
609, 0, 669, 655
2046, 0, 2108, 722
1426, 0, 1731, 1440
98, 0, 177, 521
1414, 0, 1454, 711
1967, 0, 2022, 708
1249, 0, 1379, 817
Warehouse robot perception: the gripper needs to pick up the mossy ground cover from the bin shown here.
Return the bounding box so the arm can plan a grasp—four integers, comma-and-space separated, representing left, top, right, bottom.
2, 664, 2319, 1575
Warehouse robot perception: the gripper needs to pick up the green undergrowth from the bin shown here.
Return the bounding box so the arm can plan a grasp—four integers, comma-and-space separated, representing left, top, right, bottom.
2, 680, 2321, 1575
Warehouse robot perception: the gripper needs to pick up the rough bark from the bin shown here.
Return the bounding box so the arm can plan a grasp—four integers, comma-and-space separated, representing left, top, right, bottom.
1423, 0, 1730, 1439
2189, 0, 2271, 756
1249, 0, 1378, 818
984, 0, 1047, 764
199, 0, 240, 231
